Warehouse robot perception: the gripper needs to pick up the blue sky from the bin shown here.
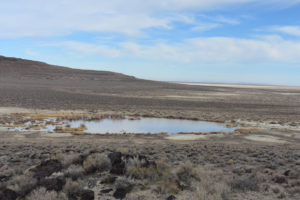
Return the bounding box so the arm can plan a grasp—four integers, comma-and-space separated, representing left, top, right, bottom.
0, 0, 300, 85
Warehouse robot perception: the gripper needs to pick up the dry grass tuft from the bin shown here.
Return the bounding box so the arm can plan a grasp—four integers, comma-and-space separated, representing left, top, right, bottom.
229, 175, 259, 192
83, 153, 111, 173
54, 124, 87, 133
54, 153, 82, 167
155, 181, 179, 194
189, 168, 229, 200
63, 178, 84, 198
7, 174, 37, 196
25, 187, 67, 200
175, 161, 199, 189
64, 165, 85, 180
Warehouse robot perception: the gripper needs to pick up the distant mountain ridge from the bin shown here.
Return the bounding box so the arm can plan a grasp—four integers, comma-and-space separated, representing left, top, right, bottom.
0, 55, 136, 81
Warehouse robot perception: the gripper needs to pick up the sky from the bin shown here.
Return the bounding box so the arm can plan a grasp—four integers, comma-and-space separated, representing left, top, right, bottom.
0, 1, 300, 86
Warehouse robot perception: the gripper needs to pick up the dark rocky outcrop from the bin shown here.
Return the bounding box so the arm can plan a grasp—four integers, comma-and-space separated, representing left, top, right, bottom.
39, 177, 66, 192
108, 152, 125, 175
0, 188, 19, 200
30, 159, 63, 180
80, 189, 94, 200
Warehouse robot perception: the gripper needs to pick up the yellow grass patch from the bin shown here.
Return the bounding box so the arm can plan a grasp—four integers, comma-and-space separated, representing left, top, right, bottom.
54, 124, 87, 134
234, 127, 262, 134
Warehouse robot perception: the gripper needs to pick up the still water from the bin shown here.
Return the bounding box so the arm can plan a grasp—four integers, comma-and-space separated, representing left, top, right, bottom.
68, 118, 236, 134
7, 117, 237, 134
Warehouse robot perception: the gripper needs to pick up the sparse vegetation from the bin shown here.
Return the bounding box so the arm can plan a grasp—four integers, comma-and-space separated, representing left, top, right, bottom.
64, 164, 85, 180
229, 175, 260, 192
63, 178, 84, 198
83, 153, 111, 173
0, 128, 299, 200
25, 187, 67, 200
7, 174, 37, 196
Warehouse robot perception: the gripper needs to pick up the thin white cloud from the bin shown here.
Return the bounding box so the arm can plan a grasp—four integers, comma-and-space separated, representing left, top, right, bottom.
50, 41, 121, 58
121, 36, 300, 63
191, 23, 221, 32
53, 36, 300, 63
213, 16, 240, 25
25, 49, 40, 57
0, 0, 299, 38
269, 26, 300, 37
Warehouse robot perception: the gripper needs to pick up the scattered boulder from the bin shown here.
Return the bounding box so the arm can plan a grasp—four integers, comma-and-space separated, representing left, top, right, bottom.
108, 152, 125, 175
0, 188, 19, 200
284, 170, 290, 176
30, 159, 63, 179
101, 188, 113, 193
113, 178, 134, 199
166, 195, 176, 200
101, 175, 117, 184
113, 188, 127, 199
80, 189, 94, 200
273, 176, 287, 184
39, 177, 66, 191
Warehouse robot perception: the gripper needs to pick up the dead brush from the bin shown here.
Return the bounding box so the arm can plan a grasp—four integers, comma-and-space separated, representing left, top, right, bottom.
126, 157, 172, 182
7, 173, 37, 196
155, 180, 180, 194
54, 153, 82, 168
190, 168, 229, 200
175, 161, 199, 189
83, 153, 111, 173
64, 164, 85, 180
63, 178, 84, 198
25, 187, 67, 200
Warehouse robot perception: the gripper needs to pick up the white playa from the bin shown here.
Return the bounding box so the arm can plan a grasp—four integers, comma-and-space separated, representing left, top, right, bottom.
165, 134, 225, 140
244, 135, 287, 143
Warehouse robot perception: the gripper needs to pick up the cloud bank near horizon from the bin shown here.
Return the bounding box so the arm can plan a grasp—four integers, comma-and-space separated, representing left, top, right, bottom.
0, 0, 300, 85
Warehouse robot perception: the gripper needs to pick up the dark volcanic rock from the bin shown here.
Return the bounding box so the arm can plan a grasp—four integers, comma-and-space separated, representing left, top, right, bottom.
108, 152, 125, 175
166, 195, 176, 200
273, 176, 287, 184
39, 177, 66, 191
30, 159, 63, 179
101, 188, 113, 193
80, 189, 94, 200
113, 188, 127, 199
101, 175, 117, 184
108, 152, 122, 165
0, 188, 19, 200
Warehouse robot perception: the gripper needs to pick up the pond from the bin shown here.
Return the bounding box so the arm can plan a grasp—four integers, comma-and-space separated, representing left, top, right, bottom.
70, 118, 236, 134
7, 117, 237, 134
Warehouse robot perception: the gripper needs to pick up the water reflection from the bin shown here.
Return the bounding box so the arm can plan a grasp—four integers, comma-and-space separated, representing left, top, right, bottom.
7, 117, 237, 134
69, 118, 235, 134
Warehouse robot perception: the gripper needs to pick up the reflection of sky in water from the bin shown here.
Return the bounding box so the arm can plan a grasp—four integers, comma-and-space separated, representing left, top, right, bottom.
69, 118, 236, 134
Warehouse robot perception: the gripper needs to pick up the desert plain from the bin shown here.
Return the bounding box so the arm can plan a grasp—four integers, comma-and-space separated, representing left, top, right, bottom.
0, 55, 300, 200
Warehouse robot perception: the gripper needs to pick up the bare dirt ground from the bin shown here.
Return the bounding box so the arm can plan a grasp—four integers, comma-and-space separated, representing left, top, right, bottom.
0, 56, 300, 199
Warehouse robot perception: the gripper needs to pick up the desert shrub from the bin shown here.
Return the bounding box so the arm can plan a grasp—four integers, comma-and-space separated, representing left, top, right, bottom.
229, 176, 259, 192
155, 181, 179, 194
83, 153, 111, 173
126, 157, 172, 182
190, 168, 229, 200
61, 154, 82, 167
126, 156, 154, 180
25, 187, 67, 200
113, 177, 135, 198
53, 152, 82, 167
64, 164, 84, 180
7, 174, 37, 196
175, 161, 199, 189
63, 178, 84, 198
